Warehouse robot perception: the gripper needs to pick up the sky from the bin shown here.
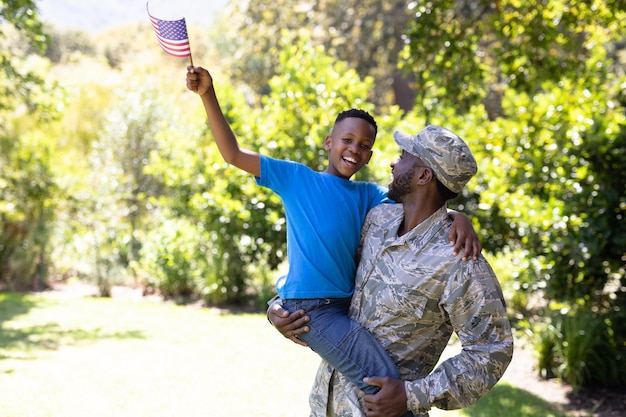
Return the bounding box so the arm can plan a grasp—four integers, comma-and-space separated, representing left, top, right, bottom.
37, 0, 229, 33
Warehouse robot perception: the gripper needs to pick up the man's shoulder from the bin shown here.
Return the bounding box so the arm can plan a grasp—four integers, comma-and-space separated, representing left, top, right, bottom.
370, 202, 402, 213
366, 203, 403, 223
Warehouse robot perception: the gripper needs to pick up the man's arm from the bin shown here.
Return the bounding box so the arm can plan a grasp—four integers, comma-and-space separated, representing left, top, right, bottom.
405, 261, 513, 414
186, 66, 261, 177
362, 260, 513, 417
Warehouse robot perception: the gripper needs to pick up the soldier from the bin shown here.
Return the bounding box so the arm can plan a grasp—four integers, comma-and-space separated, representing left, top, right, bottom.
270, 125, 514, 417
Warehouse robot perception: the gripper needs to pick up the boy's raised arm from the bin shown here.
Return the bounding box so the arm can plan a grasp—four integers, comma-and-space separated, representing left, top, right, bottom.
186, 66, 261, 177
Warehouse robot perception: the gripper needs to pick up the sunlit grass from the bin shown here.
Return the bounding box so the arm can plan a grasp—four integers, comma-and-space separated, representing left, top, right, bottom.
0, 292, 573, 417
0, 293, 319, 417
429, 383, 571, 417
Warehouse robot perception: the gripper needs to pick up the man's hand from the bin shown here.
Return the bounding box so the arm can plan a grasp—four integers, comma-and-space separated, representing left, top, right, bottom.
448, 212, 482, 261
186, 66, 213, 97
267, 303, 311, 347
362, 376, 408, 417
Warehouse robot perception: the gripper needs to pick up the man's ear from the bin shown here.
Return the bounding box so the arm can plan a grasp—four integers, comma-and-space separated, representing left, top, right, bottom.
421, 167, 436, 185
414, 166, 435, 186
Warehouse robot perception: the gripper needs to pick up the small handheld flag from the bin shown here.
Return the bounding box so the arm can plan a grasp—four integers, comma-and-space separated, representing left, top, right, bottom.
146, 2, 193, 66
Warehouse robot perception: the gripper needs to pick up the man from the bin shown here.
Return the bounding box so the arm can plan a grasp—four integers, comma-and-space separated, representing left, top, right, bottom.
269, 125, 514, 417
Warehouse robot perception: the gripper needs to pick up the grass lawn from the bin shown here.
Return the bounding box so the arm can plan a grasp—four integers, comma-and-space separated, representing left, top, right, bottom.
0, 291, 572, 417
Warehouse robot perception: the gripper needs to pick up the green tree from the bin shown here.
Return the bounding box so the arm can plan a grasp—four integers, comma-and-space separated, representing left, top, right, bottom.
218, 0, 414, 108
402, 0, 626, 117
399, 0, 626, 388
0, 0, 47, 111
42, 24, 208, 294
81, 87, 165, 294
0, 0, 60, 290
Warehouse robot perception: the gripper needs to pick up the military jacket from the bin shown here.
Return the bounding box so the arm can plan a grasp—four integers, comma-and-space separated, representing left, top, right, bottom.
308, 204, 514, 417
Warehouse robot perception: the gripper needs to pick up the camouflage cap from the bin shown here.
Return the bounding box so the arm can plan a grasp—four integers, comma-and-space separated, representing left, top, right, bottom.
393, 125, 477, 193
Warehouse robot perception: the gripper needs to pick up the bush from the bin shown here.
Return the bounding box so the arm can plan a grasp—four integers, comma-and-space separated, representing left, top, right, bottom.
138, 218, 209, 301
0, 141, 57, 291
536, 302, 626, 390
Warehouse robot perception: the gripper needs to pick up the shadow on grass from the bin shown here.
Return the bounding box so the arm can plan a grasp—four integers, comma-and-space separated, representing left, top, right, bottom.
0, 292, 40, 323
462, 383, 570, 417
0, 292, 145, 360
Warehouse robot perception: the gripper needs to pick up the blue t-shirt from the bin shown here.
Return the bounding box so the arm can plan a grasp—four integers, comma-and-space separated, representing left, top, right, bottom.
256, 155, 389, 299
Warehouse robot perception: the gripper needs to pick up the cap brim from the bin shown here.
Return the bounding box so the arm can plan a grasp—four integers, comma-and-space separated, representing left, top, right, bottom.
393, 130, 420, 158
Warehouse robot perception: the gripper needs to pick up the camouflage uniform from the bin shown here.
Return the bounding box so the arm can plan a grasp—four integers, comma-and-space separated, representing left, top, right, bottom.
308, 203, 514, 417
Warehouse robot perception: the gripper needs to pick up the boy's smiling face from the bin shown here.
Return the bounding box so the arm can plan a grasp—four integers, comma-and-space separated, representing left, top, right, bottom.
323, 117, 375, 179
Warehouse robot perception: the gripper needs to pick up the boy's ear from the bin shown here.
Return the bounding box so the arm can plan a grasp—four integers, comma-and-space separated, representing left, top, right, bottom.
323, 135, 332, 150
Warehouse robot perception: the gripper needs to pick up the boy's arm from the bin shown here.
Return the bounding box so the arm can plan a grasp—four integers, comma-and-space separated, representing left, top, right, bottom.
448, 210, 482, 261
186, 66, 261, 177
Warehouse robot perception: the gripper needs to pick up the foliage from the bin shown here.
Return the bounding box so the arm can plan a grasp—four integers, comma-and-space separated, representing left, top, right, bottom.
536, 302, 626, 390
402, 0, 626, 117
0, 0, 61, 289
219, 0, 413, 108
0, 0, 48, 112
398, 0, 626, 389
0, 134, 57, 290
138, 217, 208, 301
463, 81, 626, 306
43, 25, 96, 64
48, 84, 161, 295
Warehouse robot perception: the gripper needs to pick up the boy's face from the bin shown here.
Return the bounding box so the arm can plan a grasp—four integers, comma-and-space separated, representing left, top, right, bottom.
323, 117, 375, 179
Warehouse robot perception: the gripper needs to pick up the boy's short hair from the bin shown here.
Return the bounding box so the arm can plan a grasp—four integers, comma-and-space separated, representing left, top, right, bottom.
335, 109, 377, 137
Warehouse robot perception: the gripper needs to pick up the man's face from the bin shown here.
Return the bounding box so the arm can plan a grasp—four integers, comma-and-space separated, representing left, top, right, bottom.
387, 150, 421, 201
324, 117, 375, 179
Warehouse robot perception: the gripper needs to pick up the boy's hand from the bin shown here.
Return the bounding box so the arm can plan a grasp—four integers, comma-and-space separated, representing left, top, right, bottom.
449, 213, 482, 261
268, 303, 310, 347
186, 66, 213, 96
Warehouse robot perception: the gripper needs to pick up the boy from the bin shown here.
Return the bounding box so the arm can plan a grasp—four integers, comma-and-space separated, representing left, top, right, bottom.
185, 66, 480, 394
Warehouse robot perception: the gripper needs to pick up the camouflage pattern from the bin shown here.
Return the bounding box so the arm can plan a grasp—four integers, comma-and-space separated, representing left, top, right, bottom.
309, 204, 513, 417
393, 126, 477, 193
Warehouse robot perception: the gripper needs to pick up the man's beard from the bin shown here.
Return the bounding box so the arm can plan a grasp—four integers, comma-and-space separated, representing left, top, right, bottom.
387, 170, 415, 202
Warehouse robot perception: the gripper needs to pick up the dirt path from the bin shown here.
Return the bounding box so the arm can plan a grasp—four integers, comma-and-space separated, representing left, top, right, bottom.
493, 339, 624, 417
501, 341, 574, 410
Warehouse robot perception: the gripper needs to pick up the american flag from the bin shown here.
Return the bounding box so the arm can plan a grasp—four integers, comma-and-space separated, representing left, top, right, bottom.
147, 2, 191, 58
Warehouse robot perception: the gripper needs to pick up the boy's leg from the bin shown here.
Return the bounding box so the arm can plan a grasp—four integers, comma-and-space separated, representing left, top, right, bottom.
283, 298, 399, 395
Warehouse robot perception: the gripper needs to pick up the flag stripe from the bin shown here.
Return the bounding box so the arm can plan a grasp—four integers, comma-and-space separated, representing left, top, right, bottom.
147, 3, 191, 58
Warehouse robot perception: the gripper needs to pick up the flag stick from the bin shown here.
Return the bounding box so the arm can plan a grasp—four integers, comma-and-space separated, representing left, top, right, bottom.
186, 19, 193, 67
